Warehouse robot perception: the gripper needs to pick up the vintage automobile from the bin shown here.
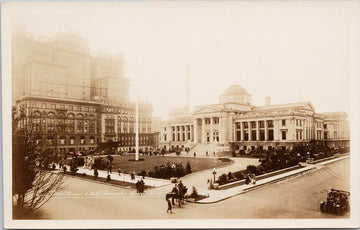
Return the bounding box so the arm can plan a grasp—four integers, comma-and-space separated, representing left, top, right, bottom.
320, 189, 350, 215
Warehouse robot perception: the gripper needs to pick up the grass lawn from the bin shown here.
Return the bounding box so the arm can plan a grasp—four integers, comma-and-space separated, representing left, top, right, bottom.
109, 155, 233, 175
67, 172, 149, 189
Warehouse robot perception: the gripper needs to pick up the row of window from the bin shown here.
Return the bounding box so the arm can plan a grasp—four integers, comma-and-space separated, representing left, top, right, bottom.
237, 120, 275, 129
169, 125, 193, 132
36, 136, 96, 145
105, 107, 151, 116
236, 130, 275, 141
204, 117, 219, 124
40, 103, 97, 112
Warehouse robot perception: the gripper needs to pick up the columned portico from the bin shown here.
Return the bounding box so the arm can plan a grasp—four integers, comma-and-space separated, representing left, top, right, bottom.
210, 117, 214, 143
201, 118, 205, 143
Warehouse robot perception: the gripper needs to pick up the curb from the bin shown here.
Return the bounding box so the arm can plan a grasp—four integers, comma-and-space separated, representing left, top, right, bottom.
193, 155, 349, 204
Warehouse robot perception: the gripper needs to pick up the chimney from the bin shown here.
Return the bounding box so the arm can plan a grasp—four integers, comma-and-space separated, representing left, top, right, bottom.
265, 97, 271, 106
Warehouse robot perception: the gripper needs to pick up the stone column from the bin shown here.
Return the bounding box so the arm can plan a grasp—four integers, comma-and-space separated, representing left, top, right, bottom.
193, 120, 198, 143
265, 120, 268, 141
219, 116, 222, 143
241, 121, 244, 141
256, 121, 260, 141
202, 118, 205, 143
248, 121, 252, 141
210, 117, 214, 143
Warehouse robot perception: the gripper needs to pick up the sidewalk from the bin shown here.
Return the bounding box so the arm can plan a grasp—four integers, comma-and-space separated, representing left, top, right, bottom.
68, 167, 171, 188
193, 155, 349, 204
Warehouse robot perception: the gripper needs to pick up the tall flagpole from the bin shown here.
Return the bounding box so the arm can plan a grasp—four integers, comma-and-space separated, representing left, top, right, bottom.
135, 81, 139, 161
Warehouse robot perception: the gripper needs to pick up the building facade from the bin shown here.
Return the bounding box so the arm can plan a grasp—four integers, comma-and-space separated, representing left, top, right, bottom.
13, 28, 155, 154
160, 85, 350, 153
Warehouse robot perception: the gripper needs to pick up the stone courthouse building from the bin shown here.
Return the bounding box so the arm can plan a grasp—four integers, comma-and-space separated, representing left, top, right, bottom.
160, 85, 350, 154
12, 26, 154, 154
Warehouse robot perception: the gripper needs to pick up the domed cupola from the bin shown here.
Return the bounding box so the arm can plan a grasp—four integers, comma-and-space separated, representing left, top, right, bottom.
219, 85, 252, 105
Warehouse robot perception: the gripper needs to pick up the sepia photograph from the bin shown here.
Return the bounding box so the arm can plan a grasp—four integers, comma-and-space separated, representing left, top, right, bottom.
2, 0, 360, 228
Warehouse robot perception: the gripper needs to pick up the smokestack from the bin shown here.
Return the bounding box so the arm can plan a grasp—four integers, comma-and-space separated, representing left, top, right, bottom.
186, 65, 190, 108
265, 96, 271, 106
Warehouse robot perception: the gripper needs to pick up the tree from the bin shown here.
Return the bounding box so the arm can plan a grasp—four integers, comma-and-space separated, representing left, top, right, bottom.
12, 107, 64, 218
186, 161, 192, 173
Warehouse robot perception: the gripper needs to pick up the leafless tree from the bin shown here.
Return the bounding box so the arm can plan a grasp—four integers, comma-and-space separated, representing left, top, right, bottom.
12, 107, 64, 218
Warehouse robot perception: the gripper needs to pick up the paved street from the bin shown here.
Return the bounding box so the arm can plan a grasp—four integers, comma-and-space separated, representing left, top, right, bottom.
34, 157, 349, 219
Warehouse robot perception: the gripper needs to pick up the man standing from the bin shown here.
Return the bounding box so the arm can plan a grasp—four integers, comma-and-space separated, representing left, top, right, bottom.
166, 198, 173, 214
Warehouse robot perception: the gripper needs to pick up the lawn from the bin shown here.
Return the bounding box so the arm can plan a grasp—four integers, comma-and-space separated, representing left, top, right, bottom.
109, 155, 233, 175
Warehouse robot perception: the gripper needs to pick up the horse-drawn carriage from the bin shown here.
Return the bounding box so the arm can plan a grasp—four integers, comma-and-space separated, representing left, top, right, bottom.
166, 183, 188, 207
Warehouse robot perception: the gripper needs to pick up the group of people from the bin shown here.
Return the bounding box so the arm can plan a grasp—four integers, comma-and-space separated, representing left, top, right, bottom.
135, 179, 145, 194
245, 172, 256, 185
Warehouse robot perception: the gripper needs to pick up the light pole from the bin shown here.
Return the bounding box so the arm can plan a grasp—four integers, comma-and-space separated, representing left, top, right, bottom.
212, 168, 217, 182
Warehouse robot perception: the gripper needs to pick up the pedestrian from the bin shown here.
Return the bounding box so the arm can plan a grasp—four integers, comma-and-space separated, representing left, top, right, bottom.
194, 152, 196, 158
107, 174, 111, 182
166, 198, 173, 213
136, 180, 140, 193
213, 151, 216, 156
139, 179, 145, 193
206, 151, 208, 156
118, 167, 121, 176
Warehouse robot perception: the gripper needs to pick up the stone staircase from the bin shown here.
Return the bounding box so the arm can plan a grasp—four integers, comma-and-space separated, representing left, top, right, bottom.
188, 142, 230, 156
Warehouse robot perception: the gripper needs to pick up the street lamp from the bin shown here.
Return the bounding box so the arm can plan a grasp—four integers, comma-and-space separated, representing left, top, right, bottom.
212, 168, 217, 182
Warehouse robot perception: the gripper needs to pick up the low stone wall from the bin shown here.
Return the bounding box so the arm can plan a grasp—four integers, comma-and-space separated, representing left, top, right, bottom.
218, 165, 302, 190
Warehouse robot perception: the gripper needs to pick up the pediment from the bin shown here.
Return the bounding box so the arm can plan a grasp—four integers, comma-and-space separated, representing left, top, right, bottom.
193, 105, 222, 114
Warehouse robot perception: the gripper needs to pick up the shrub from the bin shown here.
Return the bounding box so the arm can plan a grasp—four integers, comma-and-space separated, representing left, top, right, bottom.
190, 186, 199, 199
246, 165, 258, 174
216, 173, 228, 185
234, 171, 245, 180
232, 151, 237, 157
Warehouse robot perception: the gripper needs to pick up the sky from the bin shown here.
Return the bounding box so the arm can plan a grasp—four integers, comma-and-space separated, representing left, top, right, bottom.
6, 1, 359, 119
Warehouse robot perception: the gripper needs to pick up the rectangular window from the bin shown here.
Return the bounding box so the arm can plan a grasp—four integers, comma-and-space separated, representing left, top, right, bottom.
236, 122, 240, 129
51, 104, 55, 109
282, 120, 286, 126
251, 130, 257, 140
42, 103, 46, 109
243, 146, 247, 150
282, 131, 287, 140
164, 135, 167, 141
251, 146, 255, 150
251, 121, 256, 129
244, 131, 249, 141
268, 129, 274, 141
324, 124, 327, 129
243, 122, 248, 129
259, 121, 265, 128
173, 134, 175, 141
236, 131, 241, 141
267, 120, 273, 128
61, 105, 65, 110
260, 130, 265, 141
